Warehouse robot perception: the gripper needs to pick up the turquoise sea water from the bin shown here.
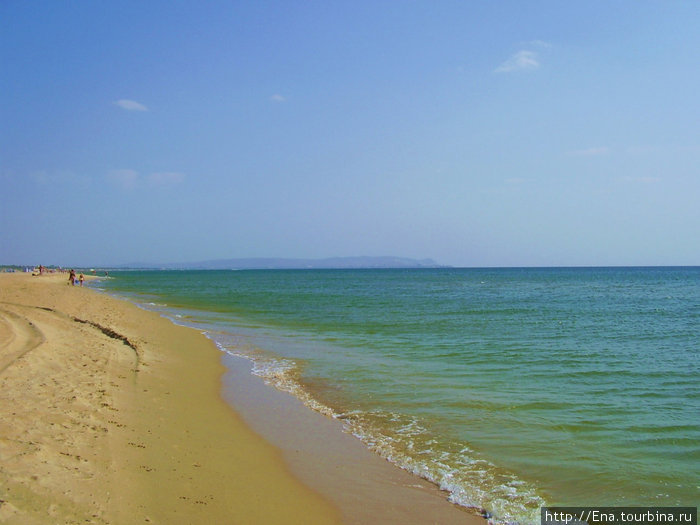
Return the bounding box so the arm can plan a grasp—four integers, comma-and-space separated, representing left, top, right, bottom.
99, 267, 699, 523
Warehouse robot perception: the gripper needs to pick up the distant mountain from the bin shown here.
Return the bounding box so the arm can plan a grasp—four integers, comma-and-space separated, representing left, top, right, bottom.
118, 256, 446, 270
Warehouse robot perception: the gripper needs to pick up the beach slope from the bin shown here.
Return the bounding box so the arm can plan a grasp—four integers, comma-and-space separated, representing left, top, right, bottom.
0, 273, 340, 524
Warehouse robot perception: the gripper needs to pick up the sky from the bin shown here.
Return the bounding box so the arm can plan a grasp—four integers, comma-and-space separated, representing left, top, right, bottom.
2, 1, 699, 267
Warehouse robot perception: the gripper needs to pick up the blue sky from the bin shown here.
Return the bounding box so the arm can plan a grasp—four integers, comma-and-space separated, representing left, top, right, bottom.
2, 1, 699, 267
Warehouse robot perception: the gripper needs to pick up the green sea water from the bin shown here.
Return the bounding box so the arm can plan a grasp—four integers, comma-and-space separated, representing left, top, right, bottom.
99, 267, 699, 523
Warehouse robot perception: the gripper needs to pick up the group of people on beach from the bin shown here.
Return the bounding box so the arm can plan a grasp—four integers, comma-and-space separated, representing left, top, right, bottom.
68, 269, 84, 286
31, 265, 64, 276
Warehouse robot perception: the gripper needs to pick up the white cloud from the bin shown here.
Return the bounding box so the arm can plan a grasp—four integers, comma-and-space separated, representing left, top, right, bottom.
114, 99, 148, 111
108, 169, 140, 190
147, 172, 185, 186
270, 94, 286, 103
567, 147, 610, 157
495, 50, 540, 73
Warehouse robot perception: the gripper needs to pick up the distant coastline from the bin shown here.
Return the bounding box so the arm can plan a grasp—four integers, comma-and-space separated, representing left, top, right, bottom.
112, 256, 448, 270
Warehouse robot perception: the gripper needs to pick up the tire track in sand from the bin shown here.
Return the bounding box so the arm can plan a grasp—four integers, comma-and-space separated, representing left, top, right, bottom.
0, 302, 140, 372
0, 308, 45, 376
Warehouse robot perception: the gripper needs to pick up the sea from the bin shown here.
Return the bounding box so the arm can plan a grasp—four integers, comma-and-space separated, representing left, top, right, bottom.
98, 267, 699, 524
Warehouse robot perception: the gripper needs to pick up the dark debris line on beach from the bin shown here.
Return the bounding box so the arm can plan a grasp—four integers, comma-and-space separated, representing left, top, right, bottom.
71, 316, 141, 369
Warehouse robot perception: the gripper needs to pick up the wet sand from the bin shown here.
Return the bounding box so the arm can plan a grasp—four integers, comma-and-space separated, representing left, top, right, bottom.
221, 352, 487, 524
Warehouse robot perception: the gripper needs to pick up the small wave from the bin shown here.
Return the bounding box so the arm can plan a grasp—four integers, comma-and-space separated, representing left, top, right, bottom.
342, 411, 546, 524
218, 344, 339, 419
213, 339, 546, 524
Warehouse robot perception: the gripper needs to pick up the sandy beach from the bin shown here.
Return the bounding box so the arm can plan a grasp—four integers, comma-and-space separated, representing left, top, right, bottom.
0, 272, 485, 524
0, 272, 341, 524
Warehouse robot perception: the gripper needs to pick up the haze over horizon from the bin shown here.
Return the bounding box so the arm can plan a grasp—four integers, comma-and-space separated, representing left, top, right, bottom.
2, 2, 699, 268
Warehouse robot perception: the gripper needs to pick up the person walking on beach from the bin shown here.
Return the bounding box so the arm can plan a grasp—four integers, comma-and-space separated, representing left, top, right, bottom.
68, 269, 76, 286
79, 273, 84, 286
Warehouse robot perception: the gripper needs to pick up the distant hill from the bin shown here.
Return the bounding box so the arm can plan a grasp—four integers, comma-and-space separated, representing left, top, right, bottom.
119, 256, 446, 270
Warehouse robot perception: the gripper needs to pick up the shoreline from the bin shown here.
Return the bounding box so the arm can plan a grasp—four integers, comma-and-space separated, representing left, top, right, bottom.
99, 275, 488, 523
0, 272, 340, 524
219, 351, 485, 525
1, 272, 485, 524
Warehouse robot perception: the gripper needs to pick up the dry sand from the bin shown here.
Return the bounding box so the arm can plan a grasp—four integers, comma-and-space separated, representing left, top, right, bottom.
0, 272, 487, 524
0, 272, 340, 524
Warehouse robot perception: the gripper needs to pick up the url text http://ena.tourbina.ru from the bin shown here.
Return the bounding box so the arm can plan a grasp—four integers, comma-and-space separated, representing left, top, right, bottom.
541, 507, 697, 525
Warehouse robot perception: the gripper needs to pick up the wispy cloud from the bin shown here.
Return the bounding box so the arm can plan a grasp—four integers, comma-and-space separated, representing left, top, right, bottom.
270, 94, 286, 103
495, 50, 540, 73
114, 99, 148, 111
29, 169, 89, 185
566, 147, 610, 157
107, 169, 140, 190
